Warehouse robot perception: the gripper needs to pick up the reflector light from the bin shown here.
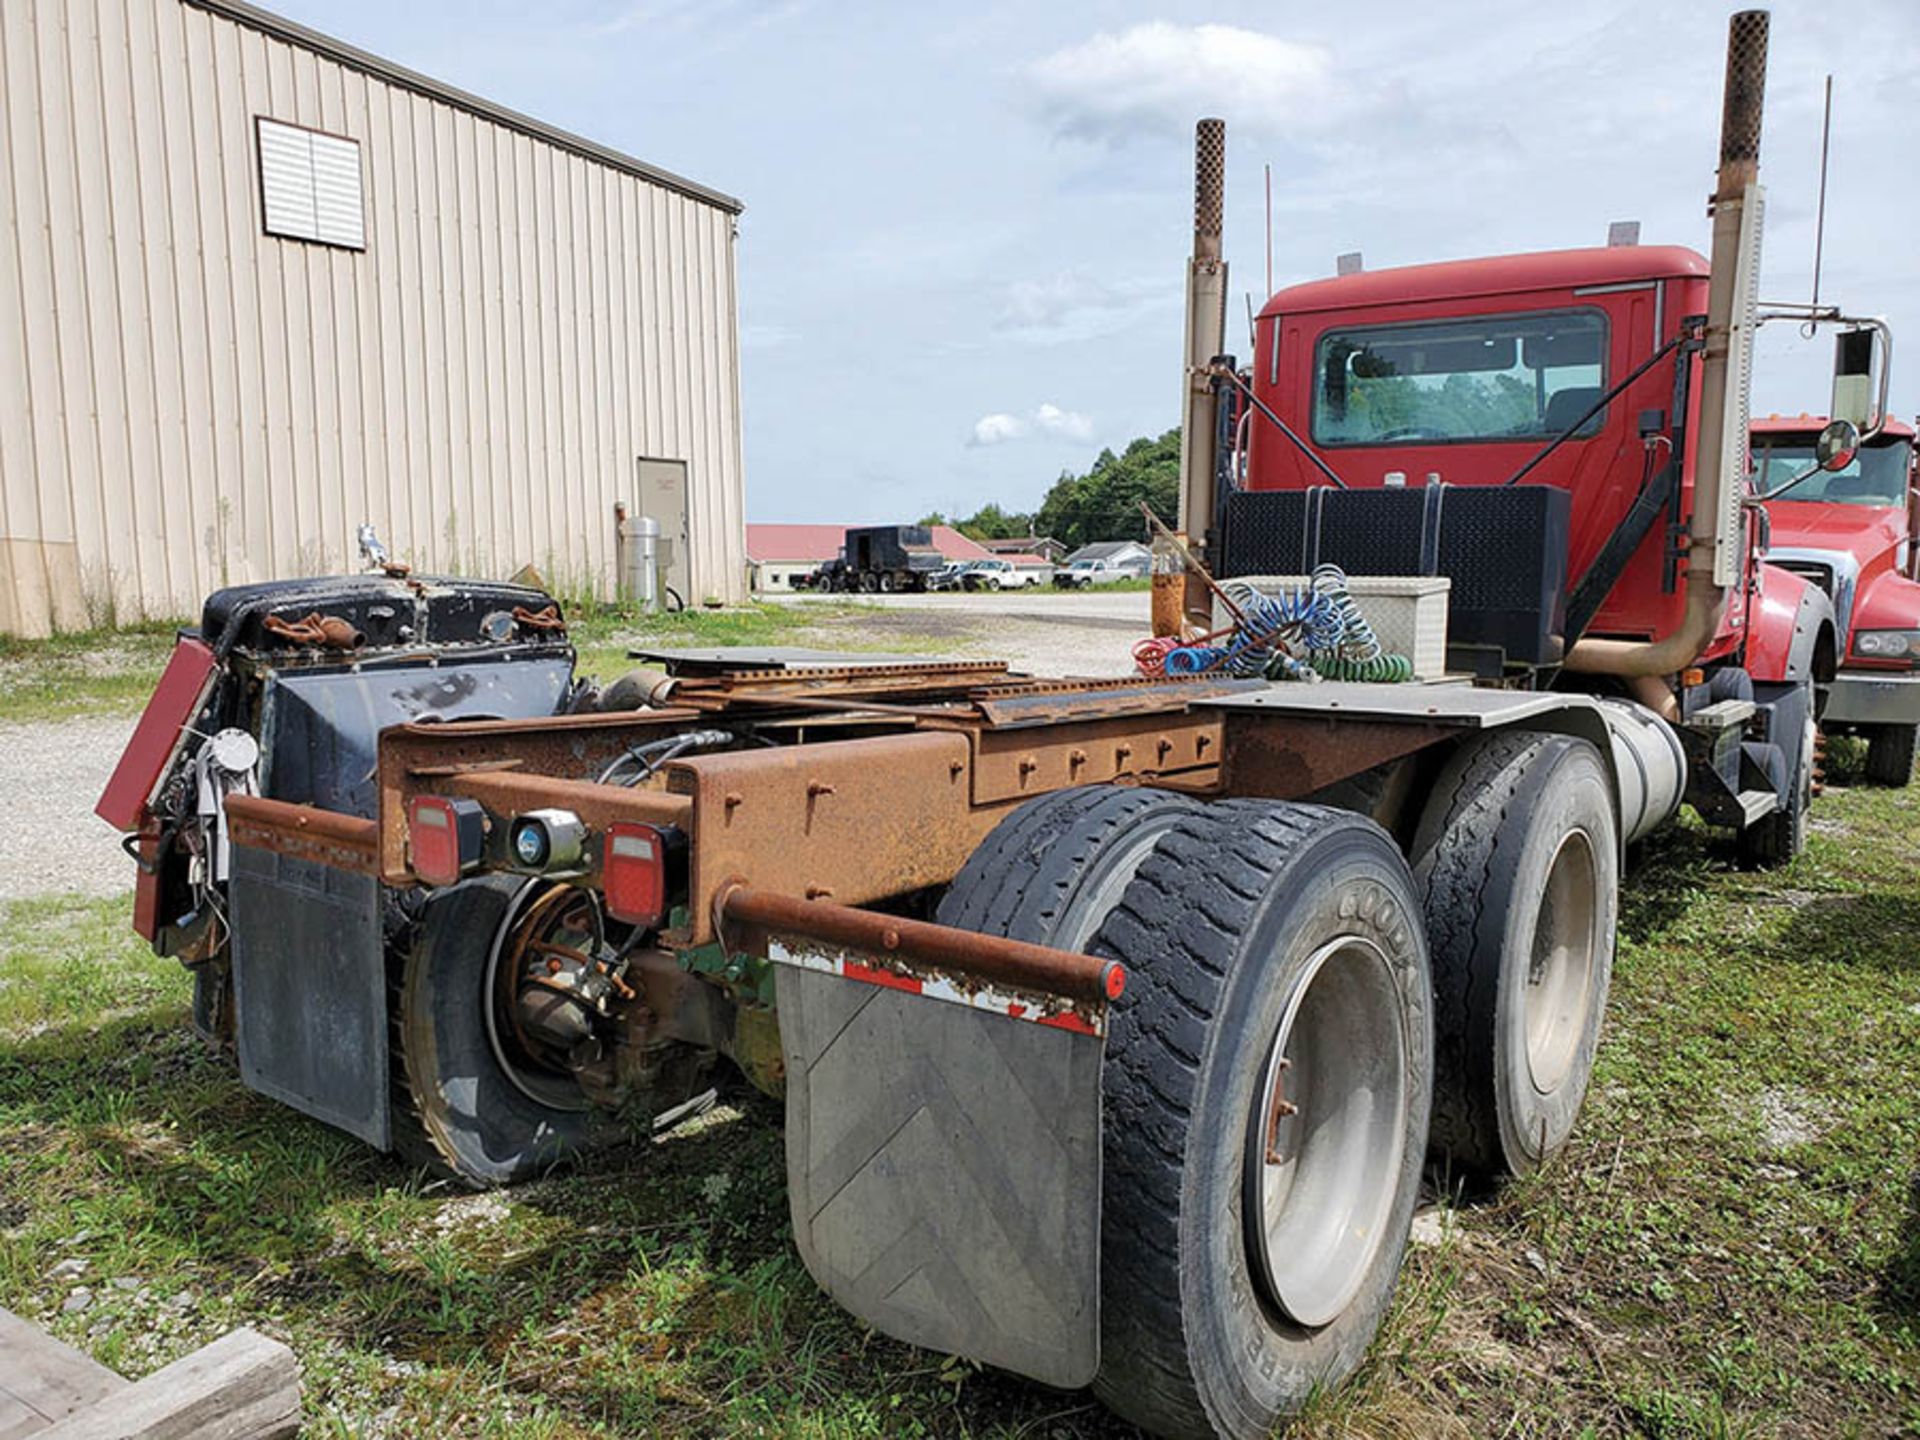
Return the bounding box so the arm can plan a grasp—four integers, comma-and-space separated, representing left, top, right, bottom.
604, 821, 668, 927
408, 795, 484, 885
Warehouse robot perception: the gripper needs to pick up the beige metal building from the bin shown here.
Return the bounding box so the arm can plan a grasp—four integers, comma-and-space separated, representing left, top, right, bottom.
0, 0, 746, 636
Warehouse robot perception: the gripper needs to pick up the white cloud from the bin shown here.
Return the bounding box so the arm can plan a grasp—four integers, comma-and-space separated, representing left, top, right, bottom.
1033, 403, 1093, 441
968, 403, 1093, 447
1029, 22, 1333, 144
970, 412, 1028, 446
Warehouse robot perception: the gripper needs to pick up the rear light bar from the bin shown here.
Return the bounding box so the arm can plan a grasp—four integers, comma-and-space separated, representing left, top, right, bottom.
604, 821, 668, 927
407, 796, 486, 886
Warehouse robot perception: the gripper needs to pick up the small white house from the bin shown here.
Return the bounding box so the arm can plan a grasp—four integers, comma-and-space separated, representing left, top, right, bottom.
1061, 541, 1152, 575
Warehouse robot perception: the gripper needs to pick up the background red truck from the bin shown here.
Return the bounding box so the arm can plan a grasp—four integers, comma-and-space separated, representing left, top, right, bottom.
1754, 414, 1920, 783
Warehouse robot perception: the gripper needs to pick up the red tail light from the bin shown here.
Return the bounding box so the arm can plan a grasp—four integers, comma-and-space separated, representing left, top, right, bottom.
604, 821, 667, 927
408, 796, 484, 885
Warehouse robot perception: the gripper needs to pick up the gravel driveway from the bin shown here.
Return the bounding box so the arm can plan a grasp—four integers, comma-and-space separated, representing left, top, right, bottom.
0, 715, 139, 901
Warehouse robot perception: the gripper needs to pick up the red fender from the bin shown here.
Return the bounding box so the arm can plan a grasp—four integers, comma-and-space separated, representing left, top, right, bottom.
1744, 562, 1834, 685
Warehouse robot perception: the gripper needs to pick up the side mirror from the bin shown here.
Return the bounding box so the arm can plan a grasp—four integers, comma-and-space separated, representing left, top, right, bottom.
1815, 418, 1860, 473
1831, 327, 1886, 433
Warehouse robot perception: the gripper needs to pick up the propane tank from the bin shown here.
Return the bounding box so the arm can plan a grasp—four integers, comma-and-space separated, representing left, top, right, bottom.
619, 514, 662, 611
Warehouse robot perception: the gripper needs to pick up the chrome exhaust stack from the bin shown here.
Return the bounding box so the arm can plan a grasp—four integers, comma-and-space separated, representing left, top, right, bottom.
1175, 118, 1229, 626
1567, 9, 1770, 678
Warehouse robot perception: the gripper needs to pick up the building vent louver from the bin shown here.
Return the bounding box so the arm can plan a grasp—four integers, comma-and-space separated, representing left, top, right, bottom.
257, 117, 365, 250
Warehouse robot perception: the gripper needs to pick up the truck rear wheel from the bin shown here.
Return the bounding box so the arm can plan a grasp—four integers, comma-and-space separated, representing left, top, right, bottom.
1865, 723, 1918, 786
936, 783, 1201, 955
1412, 732, 1617, 1181
1093, 803, 1430, 1438
939, 793, 1430, 1439
392, 876, 619, 1187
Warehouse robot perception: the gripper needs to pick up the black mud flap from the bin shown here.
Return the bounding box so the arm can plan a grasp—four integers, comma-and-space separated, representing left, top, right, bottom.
774, 951, 1104, 1389
230, 844, 390, 1148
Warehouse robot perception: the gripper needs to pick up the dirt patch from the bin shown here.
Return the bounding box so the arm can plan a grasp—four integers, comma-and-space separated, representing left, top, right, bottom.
790, 607, 1141, 678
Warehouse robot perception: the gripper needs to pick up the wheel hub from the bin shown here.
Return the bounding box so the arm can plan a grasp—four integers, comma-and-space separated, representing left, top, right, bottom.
1245, 935, 1408, 1329
485, 884, 622, 1112
1524, 828, 1598, 1096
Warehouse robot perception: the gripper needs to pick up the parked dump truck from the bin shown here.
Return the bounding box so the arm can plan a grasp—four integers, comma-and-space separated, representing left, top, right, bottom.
811, 525, 947, 592
97, 14, 1878, 1438
1755, 414, 1920, 782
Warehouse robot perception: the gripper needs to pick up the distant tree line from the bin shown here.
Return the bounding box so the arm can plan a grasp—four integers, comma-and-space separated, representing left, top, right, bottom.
920, 428, 1180, 549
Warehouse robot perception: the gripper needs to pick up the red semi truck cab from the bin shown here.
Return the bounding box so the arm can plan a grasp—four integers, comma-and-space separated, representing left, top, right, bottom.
1234, 245, 1819, 678
1756, 413, 1920, 781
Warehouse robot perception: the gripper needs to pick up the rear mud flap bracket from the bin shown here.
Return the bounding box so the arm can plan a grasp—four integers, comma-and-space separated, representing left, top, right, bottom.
774, 953, 1103, 1389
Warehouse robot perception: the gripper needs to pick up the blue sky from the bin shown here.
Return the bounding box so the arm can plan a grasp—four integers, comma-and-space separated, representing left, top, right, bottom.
271, 0, 1920, 524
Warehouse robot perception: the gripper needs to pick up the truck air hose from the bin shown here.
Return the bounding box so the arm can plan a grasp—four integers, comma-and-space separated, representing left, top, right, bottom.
1131, 568, 1412, 682
1307, 652, 1416, 682
1307, 565, 1383, 661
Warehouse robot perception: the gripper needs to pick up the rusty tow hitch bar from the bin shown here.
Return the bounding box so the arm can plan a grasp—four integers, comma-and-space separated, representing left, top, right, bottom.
717, 883, 1126, 1035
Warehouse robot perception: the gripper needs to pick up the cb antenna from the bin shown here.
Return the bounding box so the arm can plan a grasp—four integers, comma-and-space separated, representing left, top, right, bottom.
1804, 73, 1832, 338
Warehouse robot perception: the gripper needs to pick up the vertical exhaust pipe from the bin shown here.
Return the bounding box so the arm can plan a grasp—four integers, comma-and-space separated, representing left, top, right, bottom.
1566, 10, 1770, 679
1170, 119, 1229, 630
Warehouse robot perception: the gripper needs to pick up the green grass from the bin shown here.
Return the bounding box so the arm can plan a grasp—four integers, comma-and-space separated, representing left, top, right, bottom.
3, 768, 1918, 1435
0, 623, 185, 724
0, 603, 902, 723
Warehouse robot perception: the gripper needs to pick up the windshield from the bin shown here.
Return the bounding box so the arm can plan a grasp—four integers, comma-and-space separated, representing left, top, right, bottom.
1312, 309, 1608, 446
1754, 436, 1913, 506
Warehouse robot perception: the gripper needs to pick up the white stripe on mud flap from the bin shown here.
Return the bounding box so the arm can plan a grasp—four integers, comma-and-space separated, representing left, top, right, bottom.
766, 940, 1106, 1037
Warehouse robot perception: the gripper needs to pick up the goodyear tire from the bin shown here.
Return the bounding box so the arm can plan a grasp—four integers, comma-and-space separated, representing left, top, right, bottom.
936, 785, 1201, 952
392, 876, 619, 1187
1412, 732, 1617, 1180
939, 791, 1430, 1437
1089, 802, 1431, 1438
1865, 723, 1918, 786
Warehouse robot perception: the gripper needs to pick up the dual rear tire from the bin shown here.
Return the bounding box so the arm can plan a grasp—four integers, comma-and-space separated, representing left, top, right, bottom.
938, 788, 1432, 1439
1411, 733, 1617, 1180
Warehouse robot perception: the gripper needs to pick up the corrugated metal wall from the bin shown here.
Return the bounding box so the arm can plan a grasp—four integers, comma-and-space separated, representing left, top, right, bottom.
0, 0, 747, 636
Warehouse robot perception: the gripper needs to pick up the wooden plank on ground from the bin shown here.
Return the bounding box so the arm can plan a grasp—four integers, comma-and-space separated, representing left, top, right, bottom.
35, 1329, 298, 1440
0, 1309, 126, 1439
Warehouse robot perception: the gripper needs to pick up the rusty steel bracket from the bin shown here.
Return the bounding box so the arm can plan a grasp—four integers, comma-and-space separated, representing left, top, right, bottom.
668, 730, 989, 944
725, 883, 1123, 1035
225, 795, 379, 874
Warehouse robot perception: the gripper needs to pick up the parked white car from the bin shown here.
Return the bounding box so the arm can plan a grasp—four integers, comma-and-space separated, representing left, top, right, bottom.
960, 558, 1044, 591
1054, 558, 1142, 589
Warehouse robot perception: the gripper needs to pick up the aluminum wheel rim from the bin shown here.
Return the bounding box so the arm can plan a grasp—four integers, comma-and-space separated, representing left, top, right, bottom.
1246, 935, 1407, 1329
1524, 828, 1598, 1096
